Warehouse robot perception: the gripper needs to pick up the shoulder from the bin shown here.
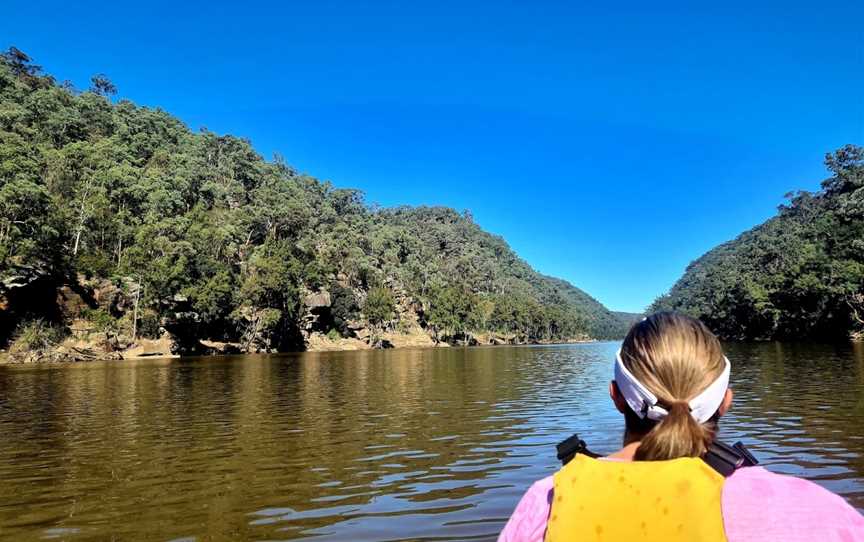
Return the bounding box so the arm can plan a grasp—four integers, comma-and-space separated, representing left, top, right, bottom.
498, 476, 554, 542
723, 466, 864, 541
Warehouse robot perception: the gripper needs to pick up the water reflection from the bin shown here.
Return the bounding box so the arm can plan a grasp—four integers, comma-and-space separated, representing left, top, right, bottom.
722, 342, 864, 501
0, 342, 861, 540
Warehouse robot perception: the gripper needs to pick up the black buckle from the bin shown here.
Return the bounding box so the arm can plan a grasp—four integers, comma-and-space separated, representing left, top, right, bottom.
556, 434, 758, 476
704, 440, 759, 477
556, 433, 601, 465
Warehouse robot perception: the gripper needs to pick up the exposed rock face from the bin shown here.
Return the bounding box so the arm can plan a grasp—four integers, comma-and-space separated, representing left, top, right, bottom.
57, 285, 91, 320
199, 339, 243, 355
351, 322, 371, 342
8, 345, 116, 364
86, 276, 137, 316
471, 332, 518, 346
5, 329, 178, 363
301, 288, 333, 338
304, 291, 331, 309
298, 282, 537, 351
378, 330, 435, 349
303, 282, 443, 351
0, 263, 65, 345
305, 333, 370, 351
122, 334, 178, 358
0, 263, 53, 292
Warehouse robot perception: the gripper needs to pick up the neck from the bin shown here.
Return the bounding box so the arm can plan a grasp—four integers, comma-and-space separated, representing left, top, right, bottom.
608, 441, 641, 461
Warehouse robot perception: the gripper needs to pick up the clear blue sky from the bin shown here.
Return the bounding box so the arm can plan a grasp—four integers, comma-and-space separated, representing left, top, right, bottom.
4, 1, 862, 312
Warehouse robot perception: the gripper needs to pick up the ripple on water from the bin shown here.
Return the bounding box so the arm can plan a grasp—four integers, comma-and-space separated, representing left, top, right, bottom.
0, 342, 861, 540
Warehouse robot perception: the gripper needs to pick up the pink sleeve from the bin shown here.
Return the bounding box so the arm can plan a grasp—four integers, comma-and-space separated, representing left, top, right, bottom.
498, 476, 554, 542
723, 467, 864, 542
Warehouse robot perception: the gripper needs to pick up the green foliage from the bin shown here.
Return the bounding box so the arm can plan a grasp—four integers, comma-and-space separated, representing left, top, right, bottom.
89, 74, 116, 97
329, 284, 359, 336
0, 47, 632, 350
239, 240, 302, 319
363, 287, 396, 329
82, 308, 116, 333
9, 319, 66, 353
396, 318, 414, 334
425, 285, 470, 337
188, 270, 235, 325
121, 308, 161, 339
139, 311, 162, 339
468, 296, 495, 331
653, 145, 864, 341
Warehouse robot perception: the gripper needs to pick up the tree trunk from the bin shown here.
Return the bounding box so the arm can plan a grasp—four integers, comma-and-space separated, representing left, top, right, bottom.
72, 179, 93, 256
72, 229, 82, 256
132, 279, 141, 340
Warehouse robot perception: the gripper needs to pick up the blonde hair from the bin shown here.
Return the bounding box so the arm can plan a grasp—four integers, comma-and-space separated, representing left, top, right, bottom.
619, 312, 727, 461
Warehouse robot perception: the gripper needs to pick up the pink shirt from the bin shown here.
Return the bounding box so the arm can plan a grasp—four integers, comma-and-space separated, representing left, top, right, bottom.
499, 466, 864, 542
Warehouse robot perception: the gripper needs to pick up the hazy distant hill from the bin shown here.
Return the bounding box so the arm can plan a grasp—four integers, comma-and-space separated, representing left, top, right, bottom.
612, 311, 643, 332
0, 47, 633, 355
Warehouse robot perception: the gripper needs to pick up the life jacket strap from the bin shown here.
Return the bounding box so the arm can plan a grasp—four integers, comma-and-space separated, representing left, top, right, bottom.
556, 434, 601, 465
556, 433, 758, 476
703, 440, 759, 476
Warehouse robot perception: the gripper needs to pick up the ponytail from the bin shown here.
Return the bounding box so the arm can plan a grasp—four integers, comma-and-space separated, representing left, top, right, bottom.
633, 401, 716, 461
619, 312, 726, 461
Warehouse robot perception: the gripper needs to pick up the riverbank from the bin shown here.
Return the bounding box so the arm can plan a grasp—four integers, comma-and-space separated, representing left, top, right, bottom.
0, 329, 597, 364
305, 330, 596, 352
0, 268, 608, 365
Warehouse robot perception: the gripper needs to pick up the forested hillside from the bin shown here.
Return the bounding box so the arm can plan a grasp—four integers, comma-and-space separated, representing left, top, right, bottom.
653, 145, 864, 341
0, 47, 631, 357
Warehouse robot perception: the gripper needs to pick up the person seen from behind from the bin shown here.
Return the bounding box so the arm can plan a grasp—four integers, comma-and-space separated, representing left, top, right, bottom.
499, 312, 864, 541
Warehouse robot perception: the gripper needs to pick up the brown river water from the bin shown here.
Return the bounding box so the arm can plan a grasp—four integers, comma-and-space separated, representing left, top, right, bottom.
0, 342, 862, 540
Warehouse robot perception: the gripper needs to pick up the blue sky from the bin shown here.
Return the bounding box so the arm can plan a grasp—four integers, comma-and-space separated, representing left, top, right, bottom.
4, 1, 862, 312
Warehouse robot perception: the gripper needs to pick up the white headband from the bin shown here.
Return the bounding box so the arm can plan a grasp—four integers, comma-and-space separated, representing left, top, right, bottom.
614, 349, 730, 424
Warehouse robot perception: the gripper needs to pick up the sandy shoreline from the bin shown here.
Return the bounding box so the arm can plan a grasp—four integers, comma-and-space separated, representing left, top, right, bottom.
0, 336, 600, 365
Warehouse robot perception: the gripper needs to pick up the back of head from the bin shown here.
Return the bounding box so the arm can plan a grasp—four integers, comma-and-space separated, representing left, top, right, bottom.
620, 312, 726, 461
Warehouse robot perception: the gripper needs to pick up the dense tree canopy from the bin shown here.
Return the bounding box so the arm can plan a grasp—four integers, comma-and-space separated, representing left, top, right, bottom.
0, 48, 633, 350
652, 145, 864, 341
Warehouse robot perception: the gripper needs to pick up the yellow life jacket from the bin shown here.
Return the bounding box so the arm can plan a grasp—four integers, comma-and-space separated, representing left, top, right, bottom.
544, 454, 728, 542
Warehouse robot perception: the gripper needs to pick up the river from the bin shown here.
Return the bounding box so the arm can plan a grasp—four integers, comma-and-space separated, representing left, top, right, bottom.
0, 342, 862, 540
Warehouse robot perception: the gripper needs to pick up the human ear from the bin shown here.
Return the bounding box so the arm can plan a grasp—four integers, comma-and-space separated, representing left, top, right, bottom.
610, 381, 628, 414
718, 388, 733, 416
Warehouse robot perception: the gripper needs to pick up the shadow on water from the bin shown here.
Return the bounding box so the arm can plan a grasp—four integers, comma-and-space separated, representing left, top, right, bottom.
0, 342, 861, 540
